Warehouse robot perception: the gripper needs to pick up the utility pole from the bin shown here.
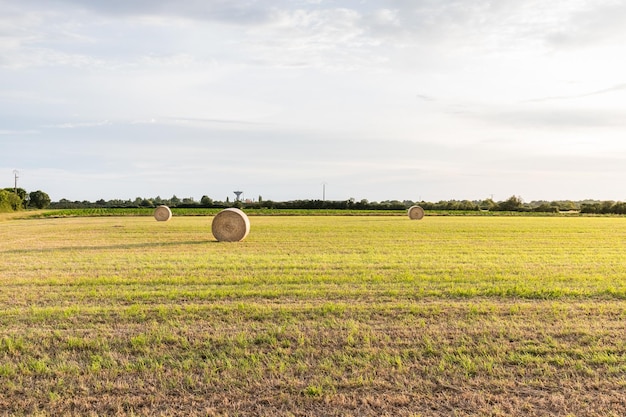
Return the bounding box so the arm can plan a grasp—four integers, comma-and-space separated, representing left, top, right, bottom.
13, 170, 19, 195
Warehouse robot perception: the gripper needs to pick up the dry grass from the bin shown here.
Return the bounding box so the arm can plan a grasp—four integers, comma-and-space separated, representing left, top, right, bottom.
1, 215, 626, 416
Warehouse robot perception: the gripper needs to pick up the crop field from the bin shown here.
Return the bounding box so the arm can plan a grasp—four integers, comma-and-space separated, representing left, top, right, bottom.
1, 214, 626, 416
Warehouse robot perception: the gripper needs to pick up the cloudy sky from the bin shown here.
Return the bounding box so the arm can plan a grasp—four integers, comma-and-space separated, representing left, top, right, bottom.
2, 0, 626, 203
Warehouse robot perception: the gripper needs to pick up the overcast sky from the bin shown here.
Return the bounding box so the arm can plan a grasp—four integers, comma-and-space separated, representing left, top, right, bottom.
2, 0, 626, 203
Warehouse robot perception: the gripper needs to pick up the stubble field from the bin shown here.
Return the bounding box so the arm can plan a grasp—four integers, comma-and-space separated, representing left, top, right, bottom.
1, 213, 626, 416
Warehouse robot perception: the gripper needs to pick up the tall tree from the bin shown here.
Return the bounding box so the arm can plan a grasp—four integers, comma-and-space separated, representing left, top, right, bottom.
498, 195, 523, 211
29, 190, 51, 209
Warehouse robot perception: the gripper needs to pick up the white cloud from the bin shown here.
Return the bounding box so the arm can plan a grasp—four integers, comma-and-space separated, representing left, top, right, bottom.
545, 1, 626, 47
3, 0, 626, 202
44, 120, 111, 129
0, 129, 39, 135
525, 83, 626, 103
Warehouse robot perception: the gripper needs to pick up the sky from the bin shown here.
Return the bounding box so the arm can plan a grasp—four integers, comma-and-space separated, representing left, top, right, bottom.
2, 0, 626, 203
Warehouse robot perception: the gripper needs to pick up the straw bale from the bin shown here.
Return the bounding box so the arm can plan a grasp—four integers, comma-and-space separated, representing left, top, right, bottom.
408, 205, 425, 220
211, 208, 250, 242
154, 205, 172, 222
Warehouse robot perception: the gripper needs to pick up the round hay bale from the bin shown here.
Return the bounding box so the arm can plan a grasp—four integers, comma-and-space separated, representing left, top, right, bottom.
154, 205, 172, 222
408, 205, 425, 220
211, 208, 250, 242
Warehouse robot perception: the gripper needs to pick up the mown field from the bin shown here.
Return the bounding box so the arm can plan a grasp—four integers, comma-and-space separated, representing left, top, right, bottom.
1, 214, 626, 416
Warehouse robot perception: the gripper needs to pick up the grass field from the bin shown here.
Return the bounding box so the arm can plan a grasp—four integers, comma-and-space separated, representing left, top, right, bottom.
1, 214, 626, 416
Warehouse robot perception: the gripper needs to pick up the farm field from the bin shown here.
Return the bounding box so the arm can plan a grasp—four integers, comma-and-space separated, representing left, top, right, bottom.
1, 214, 626, 416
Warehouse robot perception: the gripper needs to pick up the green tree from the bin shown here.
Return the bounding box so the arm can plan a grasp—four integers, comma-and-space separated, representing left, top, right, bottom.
28, 190, 51, 209
200, 195, 213, 207
0, 189, 23, 212
3, 187, 26, 201
600, 200, 615, 214
479, 199, 497, 211
533, 203, 558, 213
497, 195, 523, 211
3, 187, 27, 208
612, 201, 626, 214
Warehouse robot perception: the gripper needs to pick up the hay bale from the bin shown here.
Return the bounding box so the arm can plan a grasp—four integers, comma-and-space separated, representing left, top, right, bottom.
408, 205, 425, 220
211, 208, 250, 242
154, 205, 172, 222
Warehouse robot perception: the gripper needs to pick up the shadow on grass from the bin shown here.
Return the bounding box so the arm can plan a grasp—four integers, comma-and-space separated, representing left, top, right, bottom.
0, 239, 228, 255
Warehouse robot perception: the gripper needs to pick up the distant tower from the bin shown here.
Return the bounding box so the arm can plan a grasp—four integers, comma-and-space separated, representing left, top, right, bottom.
234, 191, 243, 202
13, 170, 19, 195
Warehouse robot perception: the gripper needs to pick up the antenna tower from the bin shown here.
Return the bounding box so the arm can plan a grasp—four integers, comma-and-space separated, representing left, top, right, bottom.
13, 170, 19, 195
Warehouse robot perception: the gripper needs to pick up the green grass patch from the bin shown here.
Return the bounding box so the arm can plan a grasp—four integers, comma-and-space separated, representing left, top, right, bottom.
24, 207, 409, 218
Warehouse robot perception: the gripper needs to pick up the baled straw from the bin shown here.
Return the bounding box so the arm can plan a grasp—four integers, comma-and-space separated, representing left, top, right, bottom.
408, 205, 425, 220
211, 208, 250, 242
154, 205, 172, 222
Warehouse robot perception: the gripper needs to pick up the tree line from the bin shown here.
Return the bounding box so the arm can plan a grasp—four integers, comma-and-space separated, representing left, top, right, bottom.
3, 189, 626, 215
0, 188, 51, 212
46, 194, 626, 214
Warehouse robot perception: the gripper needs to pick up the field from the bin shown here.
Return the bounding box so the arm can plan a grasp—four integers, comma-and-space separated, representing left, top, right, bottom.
1, 214, 626, 416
